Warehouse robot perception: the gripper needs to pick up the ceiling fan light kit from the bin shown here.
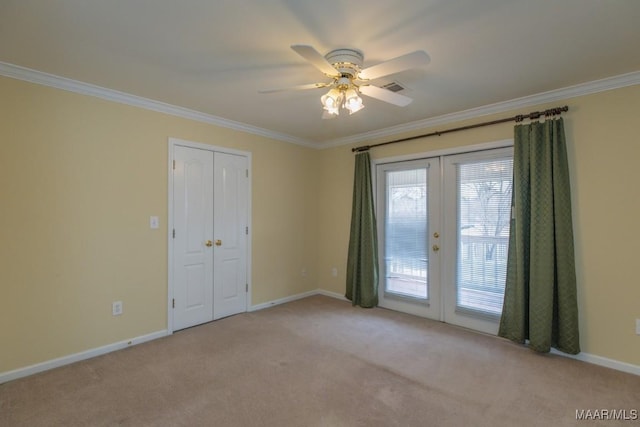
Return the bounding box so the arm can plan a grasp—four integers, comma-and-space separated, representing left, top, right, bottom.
320, 86, 364, 116
260, 44, 430, 118
344, 88, 364, 114
319, 49, 365, 117
320, 88, 342, 115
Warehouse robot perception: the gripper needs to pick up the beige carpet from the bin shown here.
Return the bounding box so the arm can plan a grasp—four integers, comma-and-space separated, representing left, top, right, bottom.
1, 295, 638, 426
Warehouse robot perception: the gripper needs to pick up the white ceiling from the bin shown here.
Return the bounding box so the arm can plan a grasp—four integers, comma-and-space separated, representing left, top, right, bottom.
1, 0, 639, 147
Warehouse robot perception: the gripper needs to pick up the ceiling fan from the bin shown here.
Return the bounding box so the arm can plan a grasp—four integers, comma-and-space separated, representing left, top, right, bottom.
259, 45, 430, 118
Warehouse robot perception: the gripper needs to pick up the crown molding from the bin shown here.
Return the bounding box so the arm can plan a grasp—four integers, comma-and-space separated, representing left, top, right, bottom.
320, 70, 640, 149
0, 61, 316, 148
2, 61, 638, 150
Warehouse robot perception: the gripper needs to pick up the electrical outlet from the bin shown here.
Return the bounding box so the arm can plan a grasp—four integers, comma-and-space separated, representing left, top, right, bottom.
331, 267, 338, 277
301, 268, 307, 277
636, 319, 640, 335
112, 301, 123, 316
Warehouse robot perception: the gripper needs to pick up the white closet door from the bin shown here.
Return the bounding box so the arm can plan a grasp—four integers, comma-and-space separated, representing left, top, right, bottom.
213, 152, 249, 320
172, 146, 214, 330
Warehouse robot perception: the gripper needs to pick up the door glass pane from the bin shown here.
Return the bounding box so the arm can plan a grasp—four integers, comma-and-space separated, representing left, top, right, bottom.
385, 168, 428, 299
456, 158, 512, 315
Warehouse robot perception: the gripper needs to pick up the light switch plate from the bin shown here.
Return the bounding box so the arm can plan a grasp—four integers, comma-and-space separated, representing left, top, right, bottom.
150, 216, 159, 229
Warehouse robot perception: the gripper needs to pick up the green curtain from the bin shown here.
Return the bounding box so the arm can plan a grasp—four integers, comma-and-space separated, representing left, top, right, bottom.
498, 118, 580, 354
346, 151, 379, 308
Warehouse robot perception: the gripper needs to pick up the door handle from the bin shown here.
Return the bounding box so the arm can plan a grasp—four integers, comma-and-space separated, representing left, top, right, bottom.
215, 240, 222, 246
205, 240, 213, 247
432, 244, 440, 252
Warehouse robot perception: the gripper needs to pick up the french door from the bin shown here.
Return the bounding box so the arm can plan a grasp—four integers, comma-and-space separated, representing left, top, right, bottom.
376, 147, 513, 334
376, 158, 442, 320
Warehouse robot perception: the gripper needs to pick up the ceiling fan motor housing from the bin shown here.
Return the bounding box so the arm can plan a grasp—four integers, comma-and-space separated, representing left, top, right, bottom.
325, 48, 363, 78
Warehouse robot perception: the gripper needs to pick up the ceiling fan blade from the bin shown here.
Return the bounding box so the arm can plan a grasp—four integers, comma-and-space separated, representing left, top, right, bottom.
359, 85, 413, 107
358, 51, 430, 80
291, 45, 340, 77
258, 82, 330, 94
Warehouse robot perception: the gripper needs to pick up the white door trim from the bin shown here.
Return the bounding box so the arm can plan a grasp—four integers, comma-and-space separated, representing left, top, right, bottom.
167, 137, 252, 334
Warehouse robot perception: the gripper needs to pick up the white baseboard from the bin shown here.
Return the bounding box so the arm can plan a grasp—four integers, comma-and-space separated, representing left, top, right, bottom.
249, 290, 639, 376
2, 290, 340, 384
249, 288, 350, 312
4, 292, 637, 384
249, 289, 319, 312
0, 330, 168, 384
316, 289, 350, 302
315, 290, 639, 376
551, 348, 640, 376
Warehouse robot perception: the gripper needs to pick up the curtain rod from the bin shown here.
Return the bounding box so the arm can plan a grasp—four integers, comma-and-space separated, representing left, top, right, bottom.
351, 105, 569, 153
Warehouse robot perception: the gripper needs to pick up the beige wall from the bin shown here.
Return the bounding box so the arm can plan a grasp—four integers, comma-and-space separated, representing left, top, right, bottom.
317, 84, 640, 367
2, 73, 639, 374
0, 76, 318, 372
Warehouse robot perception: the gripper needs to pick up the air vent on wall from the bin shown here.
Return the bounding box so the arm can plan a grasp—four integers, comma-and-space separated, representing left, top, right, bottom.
381, 81, 405, 92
